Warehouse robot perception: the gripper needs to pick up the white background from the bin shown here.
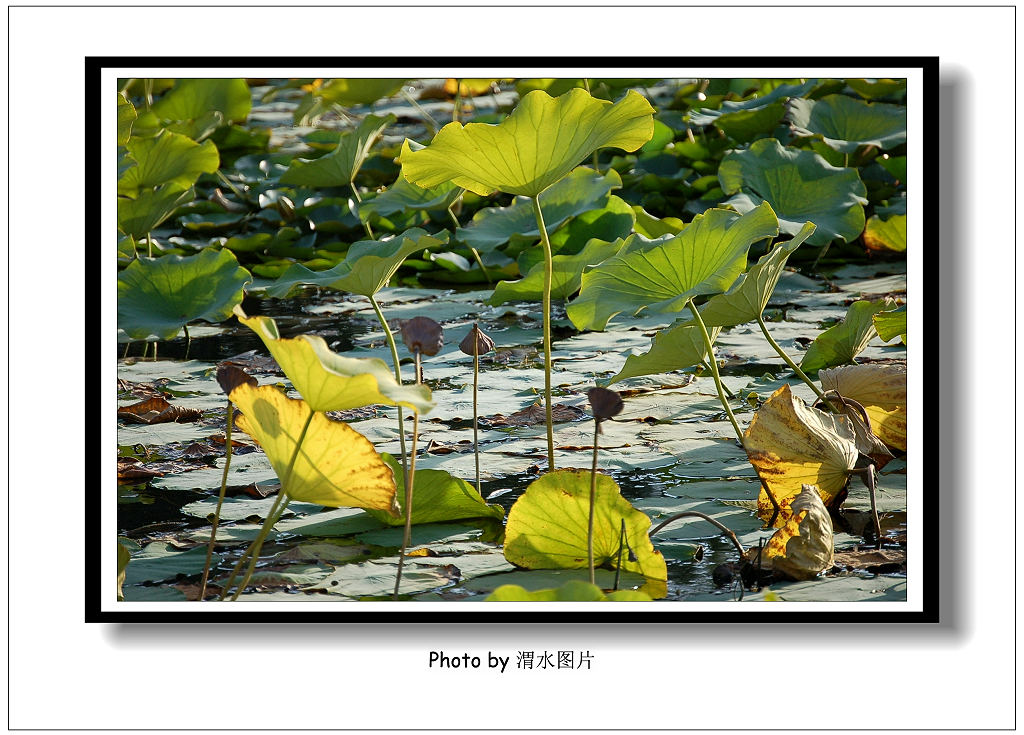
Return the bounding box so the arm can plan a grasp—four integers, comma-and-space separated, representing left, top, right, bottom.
7, 3, 1017, 731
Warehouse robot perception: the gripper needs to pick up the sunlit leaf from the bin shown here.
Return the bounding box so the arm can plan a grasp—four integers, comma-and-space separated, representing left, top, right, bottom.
568, 202, 777, 331
116, 540, 132, 601
117, 249, 251, 341
631, 205, 685, 238
718, 138, 867, 247
317, 78, 406, 106
744, 384, 859, 526
359, 169, 461, 219
788, 94, 907, 153
117, 130, 220, 198
872, 305, 907, 344
116, 186, 194, 238
399, 88, 655, 197
486, 580, 652, 601
608, 321, 719, 384
117, 93, 136, 146
761, 484, 835, 579
280, 113, 395, 187
800, 298, 895, 373
229, 383, 398, 511
690, 81, 816, 142
490, 237, 624, 305
819, 363, 907, 451
152, 78, 252, 125
503, 470, 667, 598
123, 542, 220, 585
234, 307, 434, 414
863, 214, 907, 252
845, 78, 907, 100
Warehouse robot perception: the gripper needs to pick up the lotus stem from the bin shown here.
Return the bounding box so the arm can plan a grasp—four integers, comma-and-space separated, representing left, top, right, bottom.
349, 183, 374, 240
183, 324, 192, 361
613, 518, 626, 590
530, 195, 556, 469
400, 88, 438, 136
219, 490, 287, 600
229, 491, 291, 601
588, 418, 600, 585
369, 294, 409, 488
756, 314, 828, 402
146, 231, 153, 258
447, 205, 491, 284
216, 169, 247, 205
151, 342, 158, 361
648, 511, 745, 560
200, 399, 234, 600
472, 335, 481, 495
394, 352, 423, 599
700, 360, 736, 399
452, 78, 462, 123
582, 79, 600, 172
688, 301, 743, 445
122, 342, 130, 359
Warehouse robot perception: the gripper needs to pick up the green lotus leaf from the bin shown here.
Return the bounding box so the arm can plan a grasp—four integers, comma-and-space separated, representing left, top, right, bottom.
800, 298, 896, 373
117, 248, 251, 341
486, 580, 652, 601
122, 542, 220, 586
117, 186, 194, 238
845, 79, 907, 100
117, 130, 220, 198
117, 93, 136, 146
873, 305, 907, 345
516, 194, 634, 274
718, 138, 867, 247
863, 213, 907, 252
787, 94, 907, 153
503, 469, 667, 599
456, 167, 622, 252
234, 306, 434, 414
567, 202, 778, 331
317, 78, 407, 106
280, 113, 395, 187
364, 455, 504, 526
689, 80, 817, 142
694, 221, 817, 328
608, 321, 719, 384
151, 78, 252, 125
229, 383, 398, 511
490, 237, 624, 305
259, 228, 448, 298
631, 206, 685, 238
399, 88, 655, 197
877, 155, 907, 181
359, 174, 462, 220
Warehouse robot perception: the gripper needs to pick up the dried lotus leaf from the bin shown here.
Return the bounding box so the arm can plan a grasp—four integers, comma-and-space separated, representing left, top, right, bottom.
761, 484, 835, 580
819, 363, 907, 451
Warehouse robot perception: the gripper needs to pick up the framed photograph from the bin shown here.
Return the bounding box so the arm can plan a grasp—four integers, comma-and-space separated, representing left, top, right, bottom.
98, 57, 934, 622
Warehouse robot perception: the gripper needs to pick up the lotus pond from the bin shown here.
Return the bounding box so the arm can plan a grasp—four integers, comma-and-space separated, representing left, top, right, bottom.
116, 76, 911, 604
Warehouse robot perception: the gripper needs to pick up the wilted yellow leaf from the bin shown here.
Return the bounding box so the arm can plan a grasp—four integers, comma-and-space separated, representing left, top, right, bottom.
819, 363, 907, 451
744, 385, 858, 526
762, 485, 835, 580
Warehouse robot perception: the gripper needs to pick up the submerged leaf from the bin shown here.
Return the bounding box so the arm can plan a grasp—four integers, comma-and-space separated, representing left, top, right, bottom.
800, 298, 895, 373
819, 363, 907, 451
760, 484, 835, 580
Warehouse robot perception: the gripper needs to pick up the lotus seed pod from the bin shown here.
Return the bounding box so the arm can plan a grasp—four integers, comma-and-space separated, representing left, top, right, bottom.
586, 386, 624, 421
459, 323, 495, 357
401, 316, 444, 356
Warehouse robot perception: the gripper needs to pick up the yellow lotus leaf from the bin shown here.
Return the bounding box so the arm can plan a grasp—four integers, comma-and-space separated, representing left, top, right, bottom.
744, 384, 859, 526
234, 306, 433, 414
230, 383, 398, 512
761, 485, 835, 580
819, 363, 907, 451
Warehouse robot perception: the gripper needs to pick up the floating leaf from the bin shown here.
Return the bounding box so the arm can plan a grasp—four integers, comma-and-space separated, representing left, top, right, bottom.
399, 88, 655, 197
359, 170, 461, 219
490, 237, 623, 305
845, 79, 907, 100
280, 113, 395, 187
230, 383, 398, 511
819, 363, 907, 451
788, 94, 906, 153
117, 93, 136, 146
123, 543, 220, 585
152, 78, 252, 125
117, 130, 220, 198
486, 580, 652, 601
117, 186, 194, 238
456, 168, 621, 252
568, 202, 777, 331
608, 321, 719, 384
503, 470, 667, 598
800, 298, 895, 373
744, 385, 859, 526
364, 455, 504, 526
718, 138, 867, 247
234, 307, 433, 414
863, 214, 907, 253
315, 78, 406, 107
872, 306, 907, 345
760, 484, 835, 580
117, 249, 251, 341
690, 80, 816, 142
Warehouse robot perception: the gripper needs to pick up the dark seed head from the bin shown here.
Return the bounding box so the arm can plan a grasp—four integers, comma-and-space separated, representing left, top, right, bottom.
712, 563, 734, 588
587, 387, 624, 422
216, 364, 258, 396
459, 323, 495, 357
400, 316, 444, 356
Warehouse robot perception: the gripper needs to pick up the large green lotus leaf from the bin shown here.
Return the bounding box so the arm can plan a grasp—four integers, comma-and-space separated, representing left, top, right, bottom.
876, 155, 907, 181
516, 194, 634, 274
503, 470, 667, 599
873, 305, 907, 344
486, 580, 652, 601
490, 237, 624, 305
787, 94, 907, 153
116, 186, 194, 238
359, 175, 461, 219
280, 113, 395, 187
260, 228, 448, 298
364, 455, 504, 526
693, 221, 817, 328
151, 78, 252, 124
399, 88, 655, 197
608, 321, 719, 384
230, 383, 399, 511
863, 214, 907, 252
718, 138, 867, 247
567, 201, 777, 331
117, 130, 220, 197
689, 80, 817, 142
117, 248, 251, 341
845, 79, 907, 100
800, 298, 895, 373
456, 168, 621, 252
318, 78, 407, 106
117, 93, 136, 146
234, 306, 433, 414
632, 206, 685, 238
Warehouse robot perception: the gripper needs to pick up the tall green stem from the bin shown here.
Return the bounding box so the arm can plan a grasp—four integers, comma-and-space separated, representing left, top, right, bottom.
146, 231, 153, 258
394, 352, 423, 599
756, 314, 827, 403
349, 183, 374, 240
688, 301, 743, 445
472, 340, 481, 496
219, 491, 287, 600
530, 195, 556, 469
582, 80, 600, 172
588, 419, 600, 585
200, 399, 233, 600
183, 324, 192, 361
447, 205, 491, 284
369, 294, 409, 487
